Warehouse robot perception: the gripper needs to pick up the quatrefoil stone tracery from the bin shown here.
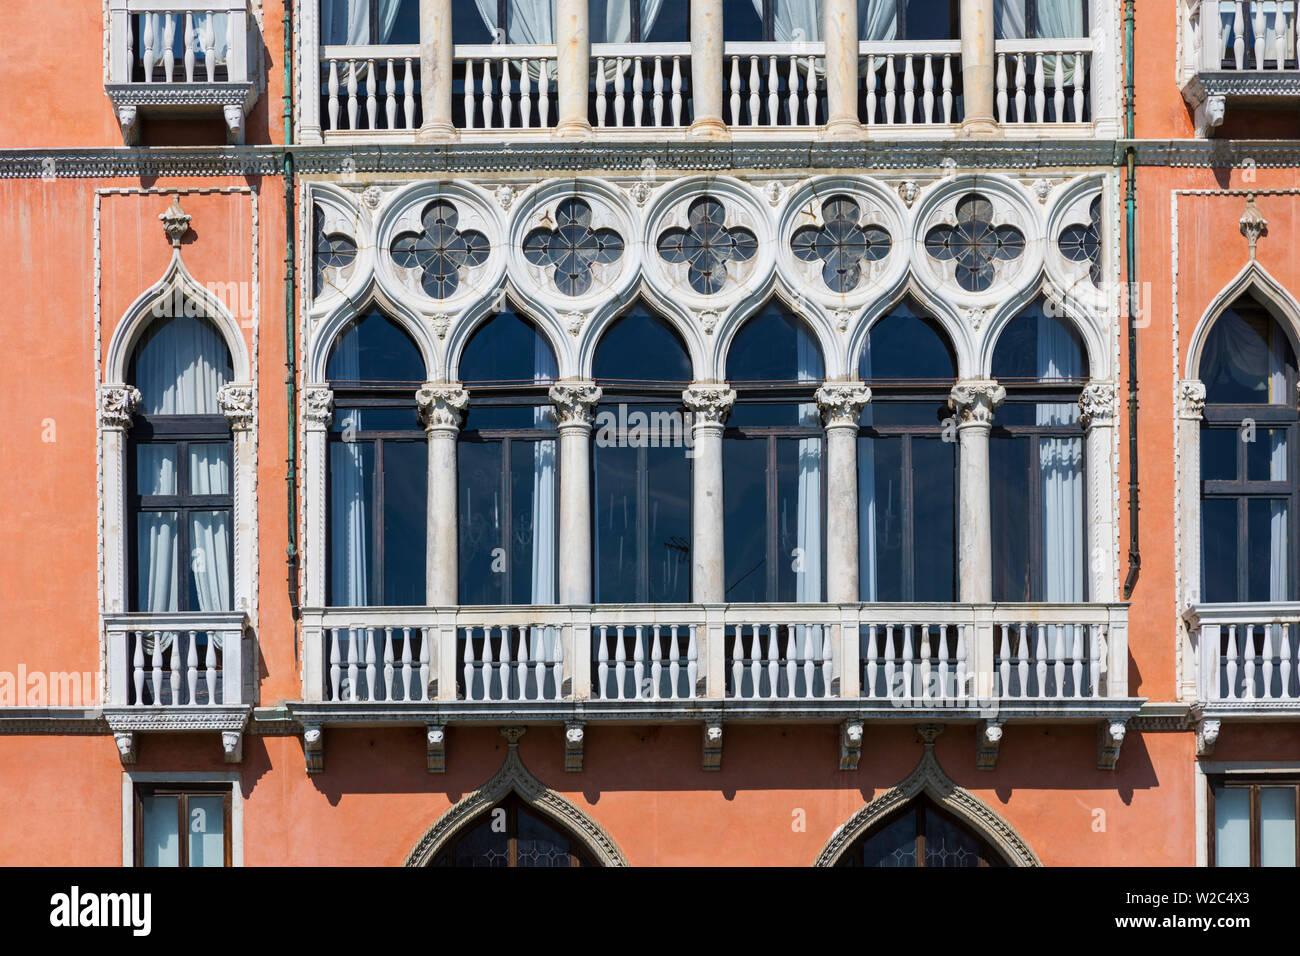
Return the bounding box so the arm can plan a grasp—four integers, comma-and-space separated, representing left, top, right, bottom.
657, 196, 758, 295
312, 205, 357, 298
390, 199, 489, 299
1058, 195, 1103, 287
523, 198, 624, 296
924, 194, 1025, 293
791, 196, 891, 293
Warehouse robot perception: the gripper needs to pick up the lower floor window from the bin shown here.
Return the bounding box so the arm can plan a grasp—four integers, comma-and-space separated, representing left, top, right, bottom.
836, 798, 1003, 867
134, 784, 231, 867
1211, 776, 1299, 867
432, 795, 594, 867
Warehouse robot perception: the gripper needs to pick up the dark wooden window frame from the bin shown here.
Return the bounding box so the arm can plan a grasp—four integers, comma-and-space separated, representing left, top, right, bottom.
432, 794, 595, 866
133, 783, 232, 868
591, 384, 694, 604
326, 389, 425, 607
458, 386, 561, 605
1208, 775, 1300, 867
128, 415, 234, 613
990, 384, 1089, 603
858, 387, 960, 602
1201, 405, 1300, 603
724, 384, 827, 603
837, 796, 1003, 867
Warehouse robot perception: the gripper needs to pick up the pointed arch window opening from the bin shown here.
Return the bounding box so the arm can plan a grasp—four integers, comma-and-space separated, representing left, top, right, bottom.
834, 796, 1007, 867
430, 793, 597, 867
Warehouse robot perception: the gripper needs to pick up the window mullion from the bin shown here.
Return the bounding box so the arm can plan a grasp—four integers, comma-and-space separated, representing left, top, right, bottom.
502, 437, 514, 603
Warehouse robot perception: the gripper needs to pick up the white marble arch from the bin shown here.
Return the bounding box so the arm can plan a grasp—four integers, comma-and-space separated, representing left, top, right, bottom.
975, 278, 1109, 383
711, 284, 844, 383
845, 278, 976, 382
575, 280, 712, 384
100, 252, 256, 619
307, 182, 371, 313
443, 284, 573, 383
1183, 261, 1300, 382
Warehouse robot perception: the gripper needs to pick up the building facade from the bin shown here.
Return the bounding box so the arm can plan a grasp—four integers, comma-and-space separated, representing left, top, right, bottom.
0, 0, 1296, 867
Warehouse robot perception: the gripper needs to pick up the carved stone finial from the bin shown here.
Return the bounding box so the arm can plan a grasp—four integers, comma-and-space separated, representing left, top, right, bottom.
1240, 194, 1268, 259
160, 196, 192, 248
948, 380, 1006, 427
548, 383, 602, 428
217, 383, 255, 431
816, 383, 872, 428
1178, 379, 1207, 420
99, 384, 142, 430
1078, 382, 1117, 429
915, 723, 944, 747
682, 384, 736, 428
500, 726, 526, 748
416, 384, 470, 432
302, 386, 334, 426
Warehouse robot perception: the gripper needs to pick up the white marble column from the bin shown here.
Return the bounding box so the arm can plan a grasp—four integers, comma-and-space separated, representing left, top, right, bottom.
549, 382, 602, 604
298, 0, 324, 143
555, 0, 592, 138
99, 384, 142, 612
1079, 382, 1118, 603
418, 384, 469, 605
683, 384, 736, 602
1088, 0, 1119, 136
418, 0, 456, 141
688, 0, 728, 139
301, 386, 334, 608
948, 380, 1005, 602
218, 382, 257, 617
1177, 380, 1206, 701
822, 0, 862, 138
959, 0, 999, 137
817, 383, 872, 602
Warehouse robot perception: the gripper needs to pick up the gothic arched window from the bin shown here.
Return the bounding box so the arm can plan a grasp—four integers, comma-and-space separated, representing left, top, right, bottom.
591, 303, 693, 604
990, 301, 1089, 602
457, 309, 559, 605
431, 795, 596, 867
1199, 295, 1299, 603
835, 798, 1006, 867
724, 303, 825, 603
326, 310, 427, 607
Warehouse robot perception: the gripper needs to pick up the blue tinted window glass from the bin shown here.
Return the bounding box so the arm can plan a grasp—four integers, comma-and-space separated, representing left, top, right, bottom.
459, 311, 558, 384
594, 305, 692, 383
326, 311, 425, 384
991, 303, 1088, 382
727, 305, 824, 383
859, 303, 956, 382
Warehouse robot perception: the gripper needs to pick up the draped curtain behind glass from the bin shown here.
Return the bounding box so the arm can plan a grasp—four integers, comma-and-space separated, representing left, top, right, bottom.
1270, 327, 1289, 600
474, 0, 557, 42
135, 315, 230, 416
329, 336, 370, 606
796, 327, 823, 602
858, 342, 877, 601
995, 0, 1085, 82
321, 0, 403, 43
590, 0, 667, 41
532, 335, 558, 604
1036, 314, 1084, 601
190, 444, 232, 613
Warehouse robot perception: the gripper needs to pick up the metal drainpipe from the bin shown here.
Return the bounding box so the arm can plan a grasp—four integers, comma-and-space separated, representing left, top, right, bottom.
283, 0, 301, 618
1122, 0, 1140, 598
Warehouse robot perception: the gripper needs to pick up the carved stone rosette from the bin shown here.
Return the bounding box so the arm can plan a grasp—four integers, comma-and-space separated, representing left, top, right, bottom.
816, 383, 872, 429
99, 384, 142, 430
548, 383, 602, 429
1177, 379, 1207, 420
947, 380, 1006, 427
416, 384, 470, 432
302, 385, 334, 427
682, 384, 736, 429
217, 383, 255, 431
1078, 382, 1116, 430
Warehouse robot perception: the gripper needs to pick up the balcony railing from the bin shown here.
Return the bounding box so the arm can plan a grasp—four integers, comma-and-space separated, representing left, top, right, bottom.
106, 0, 259, 143
858, 41, 962, 127
1188, 603, 1300, 705
300, 603, 1129, 709
104, 612, 248, 707
320, 45, 422, 135
592, 43, 691, 129
994, 38, 1092, 124
454, 44, 558, 131
723, 42, 825, 128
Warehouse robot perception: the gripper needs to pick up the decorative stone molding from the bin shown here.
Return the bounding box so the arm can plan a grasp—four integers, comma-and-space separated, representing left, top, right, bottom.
427, 724, 446, 773
814, 725, 1041, 866
494, 184, 516, 209
416, 385, 469, 432
702, 720, 724, 771
976, 720, 1004, 771
1078, 382, 1117, 429
548, 383, 602, 429
1192, 93, 1225, 138
1240, 194, 1267, 259
682, 385, 736, 428
302, 386, 334, 426
897, 180, 920, 207
817, 383, 872, 429
1178, 379, 1207, 420
1097, 719, 1128, 771
159, 196, 192, 248
694, 308, 721, 335
1195, 716, 1221, 758
403, 727, 628, 866
362, 185, 385, 209
221, 730, 244, 763
1031, 178, 1053, 203
114, 731, 137, 765
217, 383, 255, 431
948, 380, 1006, 427
98, 384, 141, 430
565, 722, 585, 772
303, 724, 324, 774
839, 719, 863, 771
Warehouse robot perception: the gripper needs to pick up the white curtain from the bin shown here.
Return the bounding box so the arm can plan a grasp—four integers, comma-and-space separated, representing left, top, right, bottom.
1269, 326, 1289, 601
321, 0, 403, 44
796, 326, 823, 602
138, 513, 179, 613
591, 0, 667, 41
1037, 312, 1084, 602
475, 0, 557, 42
858, 339, 878, 601
861, 0, 898, 40
531, 335, 558, 605
754, 0, 892, 43
190, 444, 232, 613
996, 0, 1085, 85
329, 335, 370, 606
143, 12, 230, 71
134, 314, 230, 415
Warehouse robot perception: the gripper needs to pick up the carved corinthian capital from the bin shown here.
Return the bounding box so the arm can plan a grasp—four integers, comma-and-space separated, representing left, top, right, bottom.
302, 386, 334, 426
947, 380, 1005, 427
1078, 382, 1116, 429
217, 383, 255, 431
548, 383, 602, 428
99, 384, 142, 430
416, 384, 470, 432
816, 383, 872, 428
1178, 379, 1207, 419
682, 384, 736, 427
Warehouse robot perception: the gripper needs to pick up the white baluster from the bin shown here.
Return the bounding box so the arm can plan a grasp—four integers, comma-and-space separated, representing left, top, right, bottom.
1234, 1, 1246, 69
1275, 3, 1287, 67
329, 630, 341, 701
597, 627, 610, 699
903, 54, 915, 123
132, 633, 145, 705
538, 58, 551, 126
366, 59, 378, 130
328, 60, 340, 130
383, 628, 395, 702
143, 15, 156, 83
1034, 625, 1048, 697
996, 53, 1008, 123
922, 54, 935, 124
920, 627, 933, 699
786, 55, 799, 125
363, 628, 376, 702
595, 56, 607, 126
500, 57, 514, 128
1244, 625, 1257, 699
614, 625, 627, 699
865, 54, 877, 125
936, 626, 949, 699
399, 628, 413, 701
883, 625, 897, 697
172, 631, 185, 705
162, 15, 175, 83
418, 629, 430, 702
767, 55, 779, 124
481, 59, 495, 128
549, 627, 564, 700
748, 56, 761, 125
1017, 625, 1030, 696
519, 59, 532, 128
1071, 625, 1084, 698
1225, 625, 1240, 699
651, 626, 664, 699
1073, 52, 1086, 121
1033, 53, 1045, 121
385, 59, 397, 130
820, 628, 833, 699
1015, 53, 1027, 122
462, 629, 477, 701
804, 55, 818, 125
1052, 53, 1065, 122
686, 625, 699, 698
956, 625, 968, 699
1254, 0, 1267, 67
183, 13, 196, 83
633, 625, 646, 698
998, 625, 1011, 696
614, 56, 626, 127
884, 55, 897, 124
671, 56, 683, 126
1263, 624, 1276, 699
866, 625, 879, 698
942, 54, 953, 122
728, 56, 741, 124
346, 60, 359, 130
205, 633, 217, 705
203, 11, 216, 80
151, 633, 164, 706
1089, 625, 1102, 698
902, 625, 914, 698
1282, 623, 1295, 699
404, 58, 416, 129
1052, 625, 1066, 697
632, 56, 645, 127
